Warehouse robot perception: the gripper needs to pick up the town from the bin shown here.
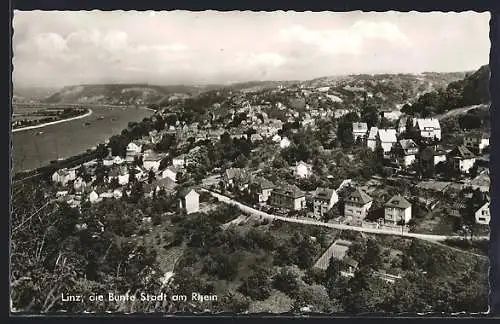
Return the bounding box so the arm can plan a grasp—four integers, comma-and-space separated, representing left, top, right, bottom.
11, 10, 491, 315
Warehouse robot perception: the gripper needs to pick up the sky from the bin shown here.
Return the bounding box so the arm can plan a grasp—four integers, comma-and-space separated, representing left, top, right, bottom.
12, 10, 490, 87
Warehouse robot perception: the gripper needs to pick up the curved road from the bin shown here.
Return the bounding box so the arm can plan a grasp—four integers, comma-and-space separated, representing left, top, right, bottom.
203, 190, 489, 244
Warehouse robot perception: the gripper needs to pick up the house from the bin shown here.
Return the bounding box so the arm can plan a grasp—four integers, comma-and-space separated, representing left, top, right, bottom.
280, 137, 291, 149
468, 171, 490, 192
419, 145, 447, 167
224, 168, 250, 190
447, 146, 477, 174
127, 141, 142, 154
415, 118, 441, 141
463, 132, 490, 154
313, 240, 358, 277
118, 168, 130, 186
89, 190, 101, 204
143, 152, 164, 172
103, 155, 115, 167
144, 177, 176, 198
384, 195, 412, 225
73, 177, 87, 194
295, 161, 312, 179
313, 187, 339, 219
248, 177, 275, 205
172, 155, 186, 168
179, 188, 200, 214
250, 133, 263, 142
344, 188, 373, 219
377, 129, 398, 157
381, 110, 402, 121
393, 139, 419, 167
352, 122, 368, 141
113, 188, 123, 199
161, 166, 181, 182
52, 169, 76, 186
113, 156, 125, 165
268, 184, 306, 211
367, 127, 378, 151
475, 202, 490, 225
398, 116, 408, 135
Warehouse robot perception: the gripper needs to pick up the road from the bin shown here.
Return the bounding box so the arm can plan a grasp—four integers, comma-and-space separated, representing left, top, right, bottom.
434, 104, 488, 120
203, 189, 489, 244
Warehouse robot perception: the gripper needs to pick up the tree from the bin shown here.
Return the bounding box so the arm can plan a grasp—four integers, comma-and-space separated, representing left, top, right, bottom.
296, 237, 319, 269
147, 169, 156, 184
238, 267, 272, 300
362, 238, 382, 269
325, 257, 343, 281
272, 267, 299, 296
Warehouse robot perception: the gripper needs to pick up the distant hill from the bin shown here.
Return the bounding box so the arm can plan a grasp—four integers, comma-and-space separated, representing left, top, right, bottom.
447, 65, 490, 105
42, 84, 212, 105
13, 86, 60, 103
401, 65, 490, 117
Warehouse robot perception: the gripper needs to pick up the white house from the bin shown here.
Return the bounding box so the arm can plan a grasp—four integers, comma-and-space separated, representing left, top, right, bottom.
113, 188, 123, 199
103, 155, 115, 167
280, 137, 291, 149
268, 184, 306, 211
475, 202, 490, 225
464, 133, 490, 154
367, 127, 379, 151
313, 187, 339, 219
52, 169, 76, 186
179, 188, 200, 214
113, 156, 125, 165
161, 166, 181, 182
447, 146, 477, 174
249, 177, 275, 205
394, 139, 419, 167
172, 155, 186, 168
384, 195, 412, 225
143, 152, 164, 172
295, 161, 312, 179
73, 176, 87, 194
89, 190, 101, 204
398, 117, 408, 135
352, 122, 368, 141
416, 118, 441, 141
118, 169, 130, 186
377, 129, 398, 157
344, 188, 373, 220
127, 141, 143, 155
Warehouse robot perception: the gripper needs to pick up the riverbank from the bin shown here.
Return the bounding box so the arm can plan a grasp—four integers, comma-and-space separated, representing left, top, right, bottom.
12, 108, 93, 133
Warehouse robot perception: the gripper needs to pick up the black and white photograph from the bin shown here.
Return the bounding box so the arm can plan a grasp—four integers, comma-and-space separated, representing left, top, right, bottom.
10, 10, 492, 314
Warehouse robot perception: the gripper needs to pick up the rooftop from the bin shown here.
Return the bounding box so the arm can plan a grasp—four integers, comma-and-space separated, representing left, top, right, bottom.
385, 195, 412, 209
345, 188, 372, 205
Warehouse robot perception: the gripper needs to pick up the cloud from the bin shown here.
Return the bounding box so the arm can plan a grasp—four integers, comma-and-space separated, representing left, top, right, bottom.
278, 21, 411, 56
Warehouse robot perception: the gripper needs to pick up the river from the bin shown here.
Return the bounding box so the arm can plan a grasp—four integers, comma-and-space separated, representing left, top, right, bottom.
11, 105, 154, 174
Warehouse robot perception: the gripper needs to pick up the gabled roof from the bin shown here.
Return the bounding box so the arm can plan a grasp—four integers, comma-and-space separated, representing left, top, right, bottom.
417, 118, 440, 130
251, 176, 275, 190
144, 152, 165, 162
469, 172, 490, 187
385, 195, 411, 209
314, 187, 336, 201
352, 122, 368, 132
448, 145, 476, 159
179, 187, 199, 198
345, 188, 372, 205
273, 183, 305, 199
399, 139, 418, 151
378, 129, 397, 143
225, 168, 247, 180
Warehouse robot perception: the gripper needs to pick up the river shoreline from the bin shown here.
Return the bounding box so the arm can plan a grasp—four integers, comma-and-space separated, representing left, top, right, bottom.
12, 108, 94, 133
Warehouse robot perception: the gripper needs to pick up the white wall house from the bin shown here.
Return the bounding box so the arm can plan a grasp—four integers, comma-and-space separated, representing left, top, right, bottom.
162, 166, 180, 182
179, 188, 200, 214
395, 139, 419, 167
448, 146, 477, 173
295, 161, 312, 179
384, 195, 412, 225
143, 153, 163, 172
313, 188, 339, 219
377, 129, 398, 157
344, 188, 373, 219
475, 202, 490, 225
52, 169, 76, 186
172, 155, 186, 168
367, 127, 378, 151
416, 118, 441, 141
352, 122, 368, 141
464, 133, 490, 154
